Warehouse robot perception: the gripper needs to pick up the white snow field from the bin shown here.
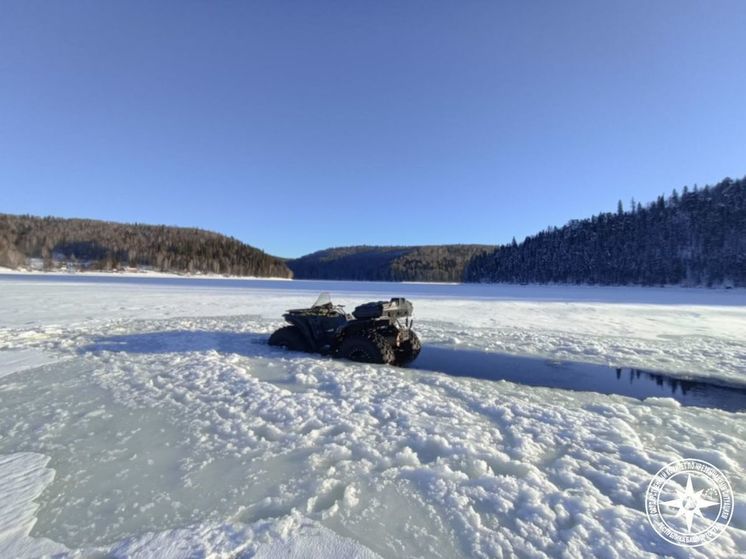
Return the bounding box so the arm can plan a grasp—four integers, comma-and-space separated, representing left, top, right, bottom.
0, 275, 744, 558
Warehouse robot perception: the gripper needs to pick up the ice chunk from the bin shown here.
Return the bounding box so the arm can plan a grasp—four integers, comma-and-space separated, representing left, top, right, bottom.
0, 349, 59, 379
0, 453, 67, 557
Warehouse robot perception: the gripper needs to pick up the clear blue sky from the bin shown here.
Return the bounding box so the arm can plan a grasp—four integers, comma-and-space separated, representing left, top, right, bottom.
2, 1, 745, 257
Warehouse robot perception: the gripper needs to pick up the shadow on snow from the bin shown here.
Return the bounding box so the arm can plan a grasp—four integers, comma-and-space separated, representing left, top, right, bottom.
81, 330, 268, 358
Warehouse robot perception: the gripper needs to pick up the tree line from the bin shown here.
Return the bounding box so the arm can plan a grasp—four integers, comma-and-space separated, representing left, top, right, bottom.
0, 214, 292, 278
288, 245, 494, 282
3, 175, 742, 286
465, 176, 746, 287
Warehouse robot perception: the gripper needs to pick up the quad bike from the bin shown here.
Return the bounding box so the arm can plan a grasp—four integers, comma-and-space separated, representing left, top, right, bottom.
268, 292, 421, 365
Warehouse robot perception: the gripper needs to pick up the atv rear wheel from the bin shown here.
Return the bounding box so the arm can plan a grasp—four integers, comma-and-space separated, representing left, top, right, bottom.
268, 326, 309, 352
337, 332, 395, 364
394, 331, 421, 365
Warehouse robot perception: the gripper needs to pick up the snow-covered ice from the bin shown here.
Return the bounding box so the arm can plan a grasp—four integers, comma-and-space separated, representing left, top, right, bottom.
0, 275, 744, 558
0, 349, 61, 380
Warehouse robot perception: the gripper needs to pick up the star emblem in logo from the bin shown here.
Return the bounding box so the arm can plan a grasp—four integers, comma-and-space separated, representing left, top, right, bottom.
661, 474, 720, 533
646, 459, 733, 547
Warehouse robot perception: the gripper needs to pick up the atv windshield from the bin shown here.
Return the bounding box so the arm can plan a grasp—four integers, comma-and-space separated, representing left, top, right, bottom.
312, 292, 332, 308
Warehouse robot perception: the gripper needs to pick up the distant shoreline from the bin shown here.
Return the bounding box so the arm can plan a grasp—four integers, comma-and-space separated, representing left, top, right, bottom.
0, 267, 292, 282
2, 267, 743, 294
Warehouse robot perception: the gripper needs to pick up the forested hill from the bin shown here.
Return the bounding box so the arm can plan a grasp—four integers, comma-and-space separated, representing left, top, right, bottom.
0, 214, 292, 278
466, 176, 746, 287
289, 245, 495, 282
3, 176, 743, 285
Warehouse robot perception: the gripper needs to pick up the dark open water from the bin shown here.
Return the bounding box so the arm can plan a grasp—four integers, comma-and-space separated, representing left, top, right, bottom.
410, 346, 746, 413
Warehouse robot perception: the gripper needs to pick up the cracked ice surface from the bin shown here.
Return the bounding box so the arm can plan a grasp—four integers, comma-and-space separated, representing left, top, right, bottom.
0, 277, 744, 558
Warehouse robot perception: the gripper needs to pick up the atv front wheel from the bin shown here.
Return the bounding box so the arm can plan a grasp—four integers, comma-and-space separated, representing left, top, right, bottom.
394, 332, 421, 365
337, 332, 395, 364
268, 326, 308, 352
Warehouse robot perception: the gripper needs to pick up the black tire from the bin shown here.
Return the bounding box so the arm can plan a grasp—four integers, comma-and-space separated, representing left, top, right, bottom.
337, 331, 395, 364
394, 331, 421, 365
268, 326, 309, 352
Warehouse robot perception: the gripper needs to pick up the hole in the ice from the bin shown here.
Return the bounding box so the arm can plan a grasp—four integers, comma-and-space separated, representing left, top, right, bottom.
80, 331, 746, 412
407, 346, 746, 413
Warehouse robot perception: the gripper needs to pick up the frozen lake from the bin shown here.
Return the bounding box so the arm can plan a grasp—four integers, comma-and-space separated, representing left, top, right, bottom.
1, 274, 744, 558
5, 272, 746, 305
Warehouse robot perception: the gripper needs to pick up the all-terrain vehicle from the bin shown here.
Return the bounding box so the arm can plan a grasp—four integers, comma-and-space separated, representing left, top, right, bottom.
268, 293, 421, 365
